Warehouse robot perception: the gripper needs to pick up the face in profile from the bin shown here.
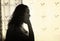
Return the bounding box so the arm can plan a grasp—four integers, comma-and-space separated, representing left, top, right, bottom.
24, 8, 30, 23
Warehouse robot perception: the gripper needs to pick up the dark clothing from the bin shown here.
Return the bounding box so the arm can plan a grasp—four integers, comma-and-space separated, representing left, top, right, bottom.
5, 27, 30, 41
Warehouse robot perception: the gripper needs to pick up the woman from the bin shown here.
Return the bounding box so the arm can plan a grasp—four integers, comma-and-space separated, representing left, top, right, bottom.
5, 4, 34, 41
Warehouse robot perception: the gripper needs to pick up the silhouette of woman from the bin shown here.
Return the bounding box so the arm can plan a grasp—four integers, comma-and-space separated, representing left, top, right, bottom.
5, 4, 34, 41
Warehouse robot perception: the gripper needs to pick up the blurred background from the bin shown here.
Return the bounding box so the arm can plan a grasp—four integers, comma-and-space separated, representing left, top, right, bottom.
0, 0, 60, 41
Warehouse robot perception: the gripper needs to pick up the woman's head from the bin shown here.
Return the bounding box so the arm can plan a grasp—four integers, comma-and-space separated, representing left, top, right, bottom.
8, 4, 30, 27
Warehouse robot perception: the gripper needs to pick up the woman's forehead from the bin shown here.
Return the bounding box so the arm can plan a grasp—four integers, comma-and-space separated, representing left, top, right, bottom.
26, 8, 30, 12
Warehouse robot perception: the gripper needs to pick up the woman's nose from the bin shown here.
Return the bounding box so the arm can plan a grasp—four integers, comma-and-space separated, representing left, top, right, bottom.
28, 14, 30, 17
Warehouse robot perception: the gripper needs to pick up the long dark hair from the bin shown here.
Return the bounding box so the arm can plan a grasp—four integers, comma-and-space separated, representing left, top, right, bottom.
8, 4, 29, 28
